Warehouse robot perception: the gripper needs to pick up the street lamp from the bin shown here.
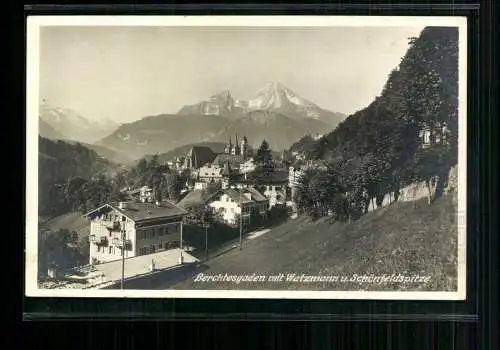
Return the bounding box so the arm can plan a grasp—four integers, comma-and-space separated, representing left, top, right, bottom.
203, 221, 210, 261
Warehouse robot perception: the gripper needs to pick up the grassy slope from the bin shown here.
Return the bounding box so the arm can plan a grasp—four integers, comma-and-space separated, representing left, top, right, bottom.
41, 212, 90, 240
172, 194, 458, 291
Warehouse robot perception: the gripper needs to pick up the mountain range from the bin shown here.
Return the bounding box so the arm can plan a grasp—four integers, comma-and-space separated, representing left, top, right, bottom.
97, 82, 346, 160
39, 104, 119, 144
38, 104, 135, 164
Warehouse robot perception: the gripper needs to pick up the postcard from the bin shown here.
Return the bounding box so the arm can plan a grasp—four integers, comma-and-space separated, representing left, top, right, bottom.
26, 15, 467, 300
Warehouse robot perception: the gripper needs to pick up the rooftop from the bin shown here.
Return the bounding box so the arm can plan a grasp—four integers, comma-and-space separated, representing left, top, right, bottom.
232, 170, 289, 184
84, 200, 187, 223
176, 189, 218, 209
223, 188, 254, 204
212, 154, 246, 168
244, 187, 268, 202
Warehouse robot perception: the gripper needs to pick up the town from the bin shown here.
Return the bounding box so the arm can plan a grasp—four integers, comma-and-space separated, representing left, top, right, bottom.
34, 25, 461, 293
38, 130, 328, 289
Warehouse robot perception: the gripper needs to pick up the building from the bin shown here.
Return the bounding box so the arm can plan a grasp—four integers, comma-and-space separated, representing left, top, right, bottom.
183, 146, 217, 170
139, 186, 153, 202
419, 122, 451, 149
212, 153, 246, 169
177, 187, 268, 227
232, 171, 289, 209
223, 131, 251, 157
197, 163, 224, 183
239, 158, 256, 174
167, 156, 185, 170
208, 188, 268, 226
84, 200, 187, 265
194, 181, 208, 190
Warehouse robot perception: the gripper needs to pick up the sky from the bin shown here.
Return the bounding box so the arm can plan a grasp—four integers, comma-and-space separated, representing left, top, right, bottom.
39, 25, 425, 123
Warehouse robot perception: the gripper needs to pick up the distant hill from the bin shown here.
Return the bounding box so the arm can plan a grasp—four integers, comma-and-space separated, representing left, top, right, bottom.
64, 140, 134, 165
41, 212, 90, 240
39, 118, 68, 141
38, 136, 122, 217
289, 134, 318, 154
144, 142, 227, 163
96, 114, 229, 160
210, 110, 333, 151
39, 136, 118, 185
142, 140, 285, 165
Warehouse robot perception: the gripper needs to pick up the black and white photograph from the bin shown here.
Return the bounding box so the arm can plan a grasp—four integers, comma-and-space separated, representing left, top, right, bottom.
25, 16, 467, 299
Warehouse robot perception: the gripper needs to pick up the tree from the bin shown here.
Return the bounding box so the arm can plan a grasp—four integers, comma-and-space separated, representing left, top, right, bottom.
253, 140, 275, 176
165, 172, 184, 201
38, 228, 87, 277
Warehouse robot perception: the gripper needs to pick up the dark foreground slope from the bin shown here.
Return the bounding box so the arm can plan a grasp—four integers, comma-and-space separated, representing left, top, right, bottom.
168, 195, 458, 291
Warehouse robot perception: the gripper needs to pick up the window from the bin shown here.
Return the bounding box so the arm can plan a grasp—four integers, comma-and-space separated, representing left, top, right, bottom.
122, 216, 126, 222
108, 247, 112, 254
159, 243, 163, 249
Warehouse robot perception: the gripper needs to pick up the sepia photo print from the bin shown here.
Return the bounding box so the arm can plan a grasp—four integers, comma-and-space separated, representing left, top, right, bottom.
25, 16, 467, 299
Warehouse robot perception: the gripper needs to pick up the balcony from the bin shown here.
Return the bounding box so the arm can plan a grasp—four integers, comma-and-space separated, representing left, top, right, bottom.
105, 221, 122, 232
112, 238, 132, 251
90, 235, 109, 246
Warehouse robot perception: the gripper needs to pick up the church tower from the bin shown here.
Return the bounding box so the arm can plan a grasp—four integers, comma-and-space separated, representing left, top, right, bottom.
224, 136, 232, 154
232, 130, 241, 155
241, 136, 248, 157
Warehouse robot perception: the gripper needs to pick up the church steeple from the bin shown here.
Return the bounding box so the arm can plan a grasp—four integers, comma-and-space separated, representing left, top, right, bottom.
225, 135, 232, 154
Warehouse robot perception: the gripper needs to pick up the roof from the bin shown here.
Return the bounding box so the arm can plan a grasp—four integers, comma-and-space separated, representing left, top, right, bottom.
245, 187, 268, 202
223, 188, 254, 204
233, 170, 289, 184
221, 161, 232, 176
176, 189, 217, 209
84, 200, 187, 223
212, 153, 245, 168
185, 146, 217, 168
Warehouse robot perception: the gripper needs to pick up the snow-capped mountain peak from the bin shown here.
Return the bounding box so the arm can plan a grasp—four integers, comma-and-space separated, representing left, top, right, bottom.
177, 82, 346, 126
39, 104, 119, 144
247, 81, 318, 111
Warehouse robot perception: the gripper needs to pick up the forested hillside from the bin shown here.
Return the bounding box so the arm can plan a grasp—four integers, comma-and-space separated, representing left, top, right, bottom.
294, 27, 459, 219
39, 137, 123, 218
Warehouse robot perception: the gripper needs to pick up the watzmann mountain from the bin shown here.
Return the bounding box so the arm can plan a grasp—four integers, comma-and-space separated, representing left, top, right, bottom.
178, 82, 346, 126
96, 82, 346, 160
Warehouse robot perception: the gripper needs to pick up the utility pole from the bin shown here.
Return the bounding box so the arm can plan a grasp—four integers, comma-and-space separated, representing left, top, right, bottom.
120, 226, 125, 290
204, 221, 209, 261
239, 190, 243, 251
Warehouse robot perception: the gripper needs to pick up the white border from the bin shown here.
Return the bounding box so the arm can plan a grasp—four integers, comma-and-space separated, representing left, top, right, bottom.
26, 15, 468, 300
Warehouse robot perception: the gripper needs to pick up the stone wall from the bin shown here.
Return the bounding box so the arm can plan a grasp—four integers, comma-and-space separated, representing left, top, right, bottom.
367, 165, 458, 212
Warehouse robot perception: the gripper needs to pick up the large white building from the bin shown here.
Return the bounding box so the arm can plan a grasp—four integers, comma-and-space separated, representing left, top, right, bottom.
208, 188, 268, 226
84, 200, 187, 265
177, 187, 269, 227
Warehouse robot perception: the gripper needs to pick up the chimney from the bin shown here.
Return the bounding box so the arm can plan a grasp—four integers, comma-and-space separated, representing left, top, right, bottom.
118, 201, 128, 209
